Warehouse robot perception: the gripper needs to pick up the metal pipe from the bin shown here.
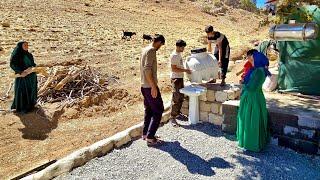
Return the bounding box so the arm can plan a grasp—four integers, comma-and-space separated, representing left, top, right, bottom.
269, 23, 319, 41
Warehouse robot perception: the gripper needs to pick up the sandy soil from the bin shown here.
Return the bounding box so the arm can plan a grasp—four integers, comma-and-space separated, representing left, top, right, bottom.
0, 0, 268, 178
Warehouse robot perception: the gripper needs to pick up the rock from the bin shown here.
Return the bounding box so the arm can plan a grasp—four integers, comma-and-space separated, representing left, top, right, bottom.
1, 22, 10, 27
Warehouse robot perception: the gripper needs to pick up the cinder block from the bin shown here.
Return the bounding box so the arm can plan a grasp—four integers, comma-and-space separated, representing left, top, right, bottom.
283, 126, 299, 136
222, 124, 236, 134
223, 114, 237, 127
209, 113, 223, 126
181, 107, 189, 116
278, 135, 318, 155
207, 90, 215, 102
301, 129, 316, 139
200, 111, 209, 122
215, 91, 228, 102
200, 101, 212, 112
199, 93, 207, 101
298, 117, 320, 130
211, 103, 221, 114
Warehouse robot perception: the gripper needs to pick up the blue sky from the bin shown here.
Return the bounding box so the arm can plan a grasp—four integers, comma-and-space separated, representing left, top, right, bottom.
256, 0, 266, 8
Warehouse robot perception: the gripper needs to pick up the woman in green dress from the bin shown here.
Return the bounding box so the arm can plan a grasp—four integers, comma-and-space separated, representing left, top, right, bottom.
237, 49, 271, 152
10, 41, 37, 113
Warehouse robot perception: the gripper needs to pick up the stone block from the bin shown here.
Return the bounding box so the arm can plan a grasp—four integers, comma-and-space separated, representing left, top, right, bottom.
88, 138, 114, 157
200, 101, 212, 112
199, 93, 207, 101
225, 89, 236, 100
200, 111, 209, 122
207, 90, 215, 102
182, 100, 189, 108
209, 113, 223, 126
181, 107, 189, 116
223, 114, 237, 127
111, 131, 131, 148
126, 122, 143, 138
215, 91, 228, 102
211, 103, 221, 114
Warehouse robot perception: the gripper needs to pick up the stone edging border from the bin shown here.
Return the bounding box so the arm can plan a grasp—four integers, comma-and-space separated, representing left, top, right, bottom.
21, 103, 171, 180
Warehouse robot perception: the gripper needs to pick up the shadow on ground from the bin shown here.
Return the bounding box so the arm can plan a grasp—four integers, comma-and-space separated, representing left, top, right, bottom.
155, 141, 234, 176
15, 107, 64, 140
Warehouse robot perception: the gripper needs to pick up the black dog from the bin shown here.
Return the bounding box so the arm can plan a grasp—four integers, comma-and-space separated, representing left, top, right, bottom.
142, 34, 153, 42
122, 31, 136, 40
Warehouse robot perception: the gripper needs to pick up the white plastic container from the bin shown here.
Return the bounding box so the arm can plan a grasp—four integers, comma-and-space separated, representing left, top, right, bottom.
185, 48, 219, 83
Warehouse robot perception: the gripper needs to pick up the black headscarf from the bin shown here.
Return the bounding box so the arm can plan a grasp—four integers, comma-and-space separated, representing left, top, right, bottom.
10, 41, 35, 74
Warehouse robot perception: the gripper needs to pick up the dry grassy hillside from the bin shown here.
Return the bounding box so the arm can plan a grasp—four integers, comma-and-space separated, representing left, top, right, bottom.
0, 0, 268, 178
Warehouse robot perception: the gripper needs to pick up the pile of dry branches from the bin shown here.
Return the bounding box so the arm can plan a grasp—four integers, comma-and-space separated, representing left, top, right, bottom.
37, 66, 119, 107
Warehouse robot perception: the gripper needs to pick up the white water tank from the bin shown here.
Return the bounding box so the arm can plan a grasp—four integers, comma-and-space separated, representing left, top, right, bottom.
185, 48, 219, 83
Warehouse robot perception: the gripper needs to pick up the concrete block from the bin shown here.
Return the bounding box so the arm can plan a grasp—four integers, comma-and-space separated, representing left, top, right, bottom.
222, 100, 239, 116
298, 117, 320, 130
222, 124, 236, 134
268, 111, 299, 128
181, 107, 189, 116
283, 126, 299, 136
200, 111, 209, 122
209, 113, 223, 126
211, 102, 221, 114
200, 101, 212, 112
215, 91, 228, 102
111, 131, 131, 148
278, 135, 318, 155
207, 90, 215, 102
88, 138, 114, 157
199, 93, 207, 101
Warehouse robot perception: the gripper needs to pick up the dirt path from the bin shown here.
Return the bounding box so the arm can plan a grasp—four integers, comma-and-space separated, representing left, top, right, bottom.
0, 0, 267, 178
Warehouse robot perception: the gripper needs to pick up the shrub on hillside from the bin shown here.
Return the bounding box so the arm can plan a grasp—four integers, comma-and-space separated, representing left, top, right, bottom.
240, 0, 257, 12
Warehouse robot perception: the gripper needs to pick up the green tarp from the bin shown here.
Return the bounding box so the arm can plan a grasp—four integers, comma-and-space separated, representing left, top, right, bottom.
275, 5, 320, 95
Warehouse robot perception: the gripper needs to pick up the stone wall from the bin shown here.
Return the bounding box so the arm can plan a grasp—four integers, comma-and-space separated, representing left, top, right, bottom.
181, 84, 241, 127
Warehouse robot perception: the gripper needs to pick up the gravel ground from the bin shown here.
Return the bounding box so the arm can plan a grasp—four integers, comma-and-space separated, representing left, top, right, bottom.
56, 122, 320, 180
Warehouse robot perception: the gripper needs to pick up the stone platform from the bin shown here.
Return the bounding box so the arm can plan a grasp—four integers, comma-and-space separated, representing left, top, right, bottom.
222, 92, 320, 155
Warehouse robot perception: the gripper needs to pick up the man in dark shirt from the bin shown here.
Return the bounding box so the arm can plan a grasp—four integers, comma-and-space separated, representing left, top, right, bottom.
205, 25, 230, 86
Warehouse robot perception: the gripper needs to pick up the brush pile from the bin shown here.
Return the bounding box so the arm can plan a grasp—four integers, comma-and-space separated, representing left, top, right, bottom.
37, 66, 119, 107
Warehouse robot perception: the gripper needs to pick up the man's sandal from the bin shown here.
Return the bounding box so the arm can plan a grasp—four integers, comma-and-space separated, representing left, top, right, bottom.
146, 138, 164, 147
